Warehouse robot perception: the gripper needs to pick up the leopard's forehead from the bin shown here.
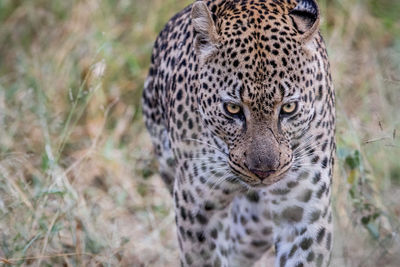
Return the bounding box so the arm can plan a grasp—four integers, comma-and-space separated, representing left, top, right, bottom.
213, 0, 298, 16
204, 1, 309, 114
215, 0, 298, 39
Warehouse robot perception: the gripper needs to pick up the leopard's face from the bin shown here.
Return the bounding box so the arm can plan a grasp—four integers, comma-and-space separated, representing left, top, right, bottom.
195, 1, 320, 186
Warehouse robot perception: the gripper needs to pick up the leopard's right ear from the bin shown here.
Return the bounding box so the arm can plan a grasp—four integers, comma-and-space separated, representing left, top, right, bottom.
191, 1, 219, 60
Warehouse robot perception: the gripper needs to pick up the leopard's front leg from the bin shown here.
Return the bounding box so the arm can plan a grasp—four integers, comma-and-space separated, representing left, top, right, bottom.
270, 165, 333, 267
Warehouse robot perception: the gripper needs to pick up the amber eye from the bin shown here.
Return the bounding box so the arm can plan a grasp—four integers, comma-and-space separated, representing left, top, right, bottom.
224, 103, 242, 116
281, 102, 298, 115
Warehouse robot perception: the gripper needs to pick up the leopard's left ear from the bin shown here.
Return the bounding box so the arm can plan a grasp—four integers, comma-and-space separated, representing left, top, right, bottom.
289, 0, 320, 42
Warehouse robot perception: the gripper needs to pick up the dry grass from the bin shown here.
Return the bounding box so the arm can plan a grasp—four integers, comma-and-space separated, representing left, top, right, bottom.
0, 0, 399, 266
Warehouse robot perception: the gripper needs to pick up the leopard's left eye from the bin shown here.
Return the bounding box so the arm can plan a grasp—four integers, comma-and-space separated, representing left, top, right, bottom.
281, 102, 298, 115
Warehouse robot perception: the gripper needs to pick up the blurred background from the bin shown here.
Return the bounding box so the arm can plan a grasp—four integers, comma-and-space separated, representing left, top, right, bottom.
0, 0, 399, 266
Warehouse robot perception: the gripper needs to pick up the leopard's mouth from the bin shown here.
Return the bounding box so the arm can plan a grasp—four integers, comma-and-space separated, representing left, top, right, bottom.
227, 158, 292, 187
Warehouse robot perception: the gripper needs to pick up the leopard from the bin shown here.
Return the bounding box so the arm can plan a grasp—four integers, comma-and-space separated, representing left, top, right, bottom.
142, 0, 335, 266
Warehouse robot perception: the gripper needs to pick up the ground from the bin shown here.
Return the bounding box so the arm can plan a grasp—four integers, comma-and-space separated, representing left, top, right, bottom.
0, 0, 399, 266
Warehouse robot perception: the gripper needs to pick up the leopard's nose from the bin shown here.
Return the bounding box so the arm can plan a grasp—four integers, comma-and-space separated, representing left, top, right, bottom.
245, 127, 280, 180
249, 168, 276, 180
246, 152, 280, 180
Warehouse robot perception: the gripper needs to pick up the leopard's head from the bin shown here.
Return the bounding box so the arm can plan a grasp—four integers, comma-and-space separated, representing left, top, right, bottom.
192, 0, 326, 187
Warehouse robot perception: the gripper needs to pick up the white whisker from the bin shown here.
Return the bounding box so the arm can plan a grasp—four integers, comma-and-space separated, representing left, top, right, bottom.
182, 138, 228, 155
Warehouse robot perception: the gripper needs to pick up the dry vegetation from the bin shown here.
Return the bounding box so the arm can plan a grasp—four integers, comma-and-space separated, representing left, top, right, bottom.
0, 0, 399, 266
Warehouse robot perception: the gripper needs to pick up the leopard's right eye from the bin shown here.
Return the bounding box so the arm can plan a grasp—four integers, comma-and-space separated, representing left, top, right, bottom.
224, 103, 242, 117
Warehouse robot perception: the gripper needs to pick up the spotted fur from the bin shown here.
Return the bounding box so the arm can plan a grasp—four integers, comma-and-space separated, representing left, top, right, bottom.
142, 0, 335, 266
